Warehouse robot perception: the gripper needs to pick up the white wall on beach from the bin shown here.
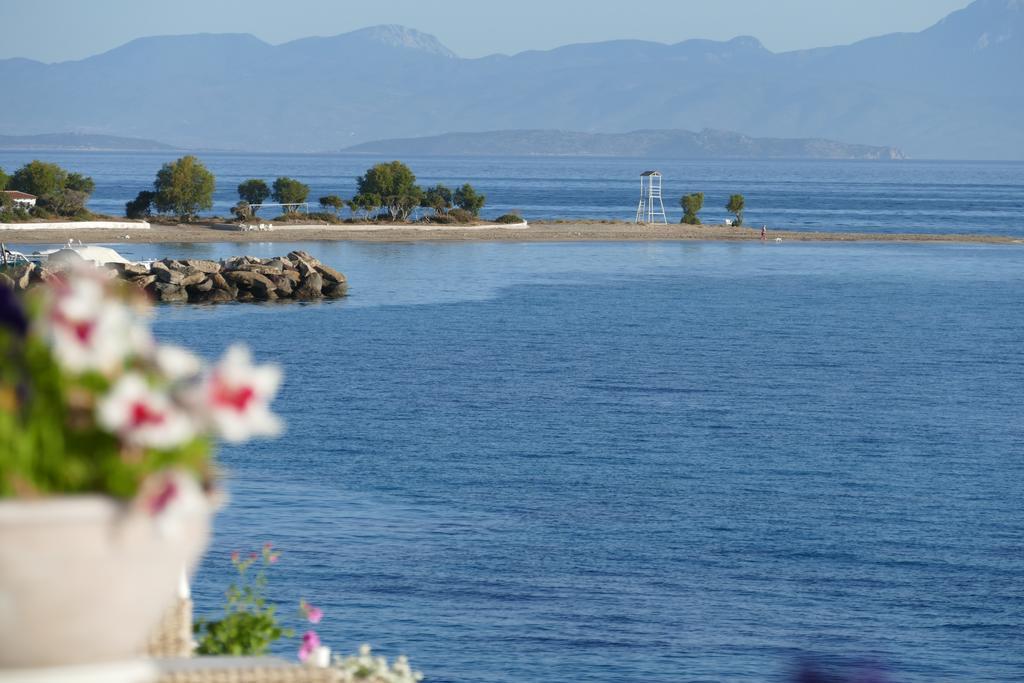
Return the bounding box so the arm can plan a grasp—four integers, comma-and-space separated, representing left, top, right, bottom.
0, 221, 151, 231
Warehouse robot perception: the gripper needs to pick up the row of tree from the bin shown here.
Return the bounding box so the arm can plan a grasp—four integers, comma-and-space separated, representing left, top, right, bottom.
125, 156, 487, 223
235, 160, 486, 222
680, 192, 745, 226
0, 161, 96, 218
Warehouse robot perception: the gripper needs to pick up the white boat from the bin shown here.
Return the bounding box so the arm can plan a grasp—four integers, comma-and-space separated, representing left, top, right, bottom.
31, 240, 150, 267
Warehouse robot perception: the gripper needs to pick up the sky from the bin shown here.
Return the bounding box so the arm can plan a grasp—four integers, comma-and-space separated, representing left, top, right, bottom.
2, 0, 972, 63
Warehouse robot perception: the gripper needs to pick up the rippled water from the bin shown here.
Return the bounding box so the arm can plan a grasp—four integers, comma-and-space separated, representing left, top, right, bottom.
1, 151, 1022, 234
27, 239, 1015, 682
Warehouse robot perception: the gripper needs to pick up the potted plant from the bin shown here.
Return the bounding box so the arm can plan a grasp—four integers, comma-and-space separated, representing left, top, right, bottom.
0, 269, 283, 672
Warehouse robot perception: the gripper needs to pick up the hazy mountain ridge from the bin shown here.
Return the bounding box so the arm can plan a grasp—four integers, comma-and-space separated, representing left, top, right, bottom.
342, 129, 906, 160
0, 132, 177, 151
0, 0, 1019, 158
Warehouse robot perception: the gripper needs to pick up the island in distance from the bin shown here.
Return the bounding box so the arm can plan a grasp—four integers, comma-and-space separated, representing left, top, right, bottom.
0, 132, 177, 152
341, 129, 906, 160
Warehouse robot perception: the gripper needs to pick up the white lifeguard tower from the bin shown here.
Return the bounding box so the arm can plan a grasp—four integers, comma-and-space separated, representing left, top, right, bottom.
634, 170, 667, 224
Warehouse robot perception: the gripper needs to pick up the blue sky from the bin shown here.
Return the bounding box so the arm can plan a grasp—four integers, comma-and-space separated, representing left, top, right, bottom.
2, 0, 971, 63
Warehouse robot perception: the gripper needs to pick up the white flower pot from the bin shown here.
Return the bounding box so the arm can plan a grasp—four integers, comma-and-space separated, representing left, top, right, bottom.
0, 494, 212, 669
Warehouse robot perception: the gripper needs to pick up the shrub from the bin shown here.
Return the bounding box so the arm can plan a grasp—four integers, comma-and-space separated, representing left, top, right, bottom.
494, 213, 523, 224
448, 208, 474, 223
453, 183, 485, 216
420, 213, 455, 224
680, 192, 704, 225
125, 190, 155, 219
725, 194, 745, 226
194, 545, 292, 656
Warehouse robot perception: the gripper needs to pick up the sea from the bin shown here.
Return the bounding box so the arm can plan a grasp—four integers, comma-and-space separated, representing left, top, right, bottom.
4, 154, 1024, 681
0, 151, 1023, 235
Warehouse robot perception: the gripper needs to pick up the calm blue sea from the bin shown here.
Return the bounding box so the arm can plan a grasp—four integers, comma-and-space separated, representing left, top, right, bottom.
9, 239, 1018, 682
0, 151, 1023, 234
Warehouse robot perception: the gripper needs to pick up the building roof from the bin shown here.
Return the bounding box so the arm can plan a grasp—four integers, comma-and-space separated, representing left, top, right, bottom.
640, 170, 661, 176
2, 190, 37, 200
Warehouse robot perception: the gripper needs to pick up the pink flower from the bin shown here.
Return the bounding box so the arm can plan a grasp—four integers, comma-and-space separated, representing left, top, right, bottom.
197, 344, 282, 442
298, 631, 320, 662
97, 373, 195, 449
268, 553, 280, 564
231, 550, 240, 563
301, 600, 323, 624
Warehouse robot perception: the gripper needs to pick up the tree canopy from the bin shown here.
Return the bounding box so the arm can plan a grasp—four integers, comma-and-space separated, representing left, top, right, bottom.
355, 161, 423, 221
9, 160, 95, 216
125, 190, 155, 219
453, 183, 486, 216
421, 184, 453, 215
153, 155, 216, 221
271, 177, 310, 212
680, 192, 704, 225
725, 194, 745, 226
237, 179, 271, 213
318, 195, 345, 214
0, 166, 8, 191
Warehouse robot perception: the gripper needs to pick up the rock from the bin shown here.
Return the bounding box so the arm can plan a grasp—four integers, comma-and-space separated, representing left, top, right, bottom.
130, 274, 158, 289
151, 262, 183, 285
279, 269, 301, 285
8, 263, 34, 290
187, 277, 213, 293
29, 267, 60, 286
193, 288, 235, 303
151, 282, 188, 303
222, 256, 258, 271
322, 281, 348, 298
314, 263, 346, 284
178, 271, 208, 287
223, 270, 276, 299
287, 250, 320, 266
111, 262, 149, 277
0, 273, 13, 289
209, 272, 235, 296
183, 259, 220, 274
269, 275, 293, 296
294, 271, 323, 300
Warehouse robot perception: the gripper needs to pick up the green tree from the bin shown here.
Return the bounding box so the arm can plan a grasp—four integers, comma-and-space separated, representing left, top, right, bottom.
421, 184, 453, 215
237, 179, 271, 214
153, 155, 215, 221
725, 194, 745, 226
680, 192, 704, 225
125, 190, 155, 219
271, 177, 309, 213
318, 194, 345, 215
10, 161, 68, 200
453, 183, 486, 216
350, 192, 381, 219
0, 166, 8, 191
9, 161, 95, 217
355, 161, 424, 221
65, 172, 95, 195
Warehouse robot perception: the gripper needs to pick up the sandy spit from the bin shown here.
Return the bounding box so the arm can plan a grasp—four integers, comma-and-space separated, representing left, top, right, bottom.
1, 221, 1020, 245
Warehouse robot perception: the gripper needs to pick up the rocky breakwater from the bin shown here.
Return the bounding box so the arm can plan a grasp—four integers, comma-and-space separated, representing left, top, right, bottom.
1, 250, 347, 304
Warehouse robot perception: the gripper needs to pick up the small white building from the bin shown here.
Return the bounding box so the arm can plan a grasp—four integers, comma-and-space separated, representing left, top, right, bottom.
3, 190, 37, 209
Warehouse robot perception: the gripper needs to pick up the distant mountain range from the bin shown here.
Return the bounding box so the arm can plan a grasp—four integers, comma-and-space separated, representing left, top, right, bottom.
0, 0, 1020, 159
0, 132, 176, 151
342, 129, 906, 160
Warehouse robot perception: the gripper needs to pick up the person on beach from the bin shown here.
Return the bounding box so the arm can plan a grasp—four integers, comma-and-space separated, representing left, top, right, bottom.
760, 225, 767, 240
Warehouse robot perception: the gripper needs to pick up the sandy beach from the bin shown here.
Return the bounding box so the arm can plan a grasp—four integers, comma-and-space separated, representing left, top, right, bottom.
1, 220, 1020, 245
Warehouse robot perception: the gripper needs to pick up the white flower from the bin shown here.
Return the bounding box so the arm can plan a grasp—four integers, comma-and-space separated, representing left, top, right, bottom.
46, 273, 151, 374
334, 645, 423, 683
199, 344, 282, 443
155, 344, 203, 381
307, 645, 331, 669
97, 373, 195, 449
